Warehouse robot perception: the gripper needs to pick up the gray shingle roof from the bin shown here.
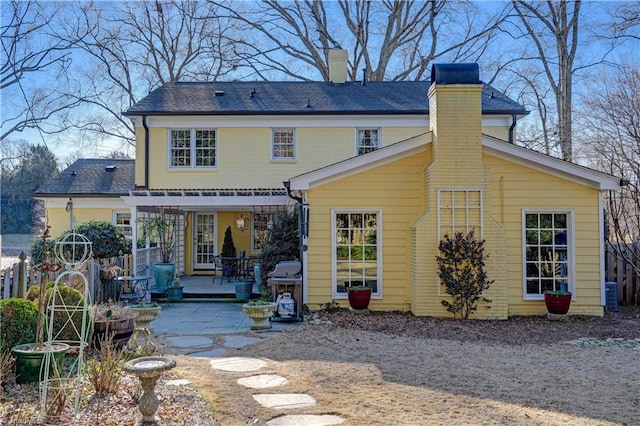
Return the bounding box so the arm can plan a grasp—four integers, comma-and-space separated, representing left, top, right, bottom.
125, 81, 527, 116
32, 159, 134, 196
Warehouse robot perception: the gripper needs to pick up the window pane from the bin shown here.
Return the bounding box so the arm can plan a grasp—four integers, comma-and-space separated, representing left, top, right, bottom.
357, 129, 379, 155
170, 130, 191, 166
273, 128, 295, 159
334, 211, 380, 295
195, 130, 216, 167
523, 212, 570, 295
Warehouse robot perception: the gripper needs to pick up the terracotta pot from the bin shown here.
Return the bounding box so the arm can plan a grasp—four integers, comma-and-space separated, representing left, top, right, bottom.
544, 292, 572, 315
348, 287, 372, 310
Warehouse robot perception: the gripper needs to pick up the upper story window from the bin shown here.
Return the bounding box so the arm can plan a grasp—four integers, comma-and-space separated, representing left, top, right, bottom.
113, 211, 132, 240
272, 128, 296, 160
356, 128, 380, 155
170, 129, 216, 168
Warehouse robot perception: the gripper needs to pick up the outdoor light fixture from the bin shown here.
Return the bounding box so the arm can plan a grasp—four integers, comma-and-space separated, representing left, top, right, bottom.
236, 214, 247, 232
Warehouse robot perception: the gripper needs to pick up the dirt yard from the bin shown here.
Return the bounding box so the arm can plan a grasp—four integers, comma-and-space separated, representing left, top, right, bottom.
172, 307, 640, 426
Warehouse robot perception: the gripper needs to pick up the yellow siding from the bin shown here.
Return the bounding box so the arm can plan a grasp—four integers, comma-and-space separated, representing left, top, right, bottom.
144, 126, 427, 190
484, 154, 604, 317
305, 152, 427, 311
46, 208, 119, 237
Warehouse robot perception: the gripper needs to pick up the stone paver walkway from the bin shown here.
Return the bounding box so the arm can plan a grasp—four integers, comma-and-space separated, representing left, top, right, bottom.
149, 303, 344, 425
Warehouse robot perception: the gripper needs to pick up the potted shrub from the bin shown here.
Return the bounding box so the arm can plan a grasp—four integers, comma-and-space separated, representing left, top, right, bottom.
242, 299, 278, 330
346, 284, 373, 310
167, 275, 184, 301
10, 230, 72, 384
142, 207, 178, 295
128, 302, 162, 328
92, 302, 136, 349
544, 290, 572, 315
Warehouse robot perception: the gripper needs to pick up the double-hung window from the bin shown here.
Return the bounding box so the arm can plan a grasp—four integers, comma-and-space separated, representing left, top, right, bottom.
169, 129, 216, 167
523, 211, 572, 299
356, 128, 380, 155
333, 210, 381, 297
113, 211, 132, 240
272, 128, 296, 160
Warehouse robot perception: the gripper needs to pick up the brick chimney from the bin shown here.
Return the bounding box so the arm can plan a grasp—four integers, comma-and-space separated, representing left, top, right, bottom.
328, 49, 348, 84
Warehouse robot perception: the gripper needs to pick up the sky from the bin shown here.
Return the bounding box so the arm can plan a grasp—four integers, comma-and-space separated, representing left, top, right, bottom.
1, 0, 637, 165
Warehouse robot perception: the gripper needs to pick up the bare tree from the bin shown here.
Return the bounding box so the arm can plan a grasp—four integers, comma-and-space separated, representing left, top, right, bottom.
63, 0, 239, 146
1, 1, 85, 141
580, 65, 640, 275
215, 0, 507, 82
610, 1, 640, 41
510, 0, 582, 161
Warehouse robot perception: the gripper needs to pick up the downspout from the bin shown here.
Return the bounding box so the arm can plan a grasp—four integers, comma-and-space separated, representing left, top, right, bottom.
283, 180, 306, 310
509, 114, 517, 144
143, 115, 149, 189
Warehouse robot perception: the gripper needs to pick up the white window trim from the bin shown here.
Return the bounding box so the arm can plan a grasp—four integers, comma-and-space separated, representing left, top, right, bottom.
355, 127, 381, 156
113, 211, 132, 240
436, 188, 484, 297
521, 209, 575, 301
167, 128, 218, 169
271, 128, 297, 161
331, 208, 383, 299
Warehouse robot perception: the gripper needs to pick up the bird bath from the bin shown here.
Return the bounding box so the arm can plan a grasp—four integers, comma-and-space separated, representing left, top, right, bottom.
123, 356, 176, 425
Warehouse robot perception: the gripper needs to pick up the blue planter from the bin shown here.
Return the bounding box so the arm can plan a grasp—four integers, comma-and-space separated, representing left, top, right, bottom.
234, 281, 253, 302
153, 263, 175, 293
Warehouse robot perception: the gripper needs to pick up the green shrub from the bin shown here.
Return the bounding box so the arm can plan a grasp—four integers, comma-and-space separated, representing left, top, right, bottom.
0, 298, 38, 352
26, 282, 88, 343
259, 209, 300, 287
29, 221, 131, 264
436, 230, 494, 319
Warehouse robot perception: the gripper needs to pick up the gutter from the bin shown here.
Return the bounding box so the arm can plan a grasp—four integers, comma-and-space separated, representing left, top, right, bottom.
509, 114, 517, 144
143, 115, 149, 189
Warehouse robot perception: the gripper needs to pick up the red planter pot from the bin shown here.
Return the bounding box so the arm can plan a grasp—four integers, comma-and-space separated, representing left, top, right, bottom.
544, 292, 572, 315
347, 288, 372, 310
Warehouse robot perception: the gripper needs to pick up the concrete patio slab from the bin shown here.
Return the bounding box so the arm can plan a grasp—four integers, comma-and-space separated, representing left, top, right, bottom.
165, 335, 214, 348
223, 335, 261, 348
237, 374, 288, 389
188, 348, 227, 358
266, 414, 345, 425
252, 393, 316, 409
209, 357, 267, 372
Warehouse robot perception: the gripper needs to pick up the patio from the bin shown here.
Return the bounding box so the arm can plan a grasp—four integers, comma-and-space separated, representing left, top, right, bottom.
174, 274, 261, 300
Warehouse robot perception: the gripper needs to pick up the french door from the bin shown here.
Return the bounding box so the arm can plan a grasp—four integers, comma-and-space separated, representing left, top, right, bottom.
193, 213, 216, 269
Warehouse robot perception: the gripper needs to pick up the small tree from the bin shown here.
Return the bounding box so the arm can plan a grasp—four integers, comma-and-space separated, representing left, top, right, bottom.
259, 209, 299, 287
436, 230, 493, 319
221, 226, 236, 258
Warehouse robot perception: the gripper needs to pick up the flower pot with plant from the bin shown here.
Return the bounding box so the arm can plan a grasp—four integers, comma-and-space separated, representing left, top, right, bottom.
11, 229, 70, 384
167, 275, 184, 301
544, 290, 572, 315
92, 302, 136, 349
346, 284, 373, 311
142, 207, 178, 295
128, 302, 162, 328
242, 299, 278, 330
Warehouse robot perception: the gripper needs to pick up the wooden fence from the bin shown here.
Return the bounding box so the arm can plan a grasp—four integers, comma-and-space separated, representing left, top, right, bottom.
605, 243, 640, 306
0, 253, 135, 302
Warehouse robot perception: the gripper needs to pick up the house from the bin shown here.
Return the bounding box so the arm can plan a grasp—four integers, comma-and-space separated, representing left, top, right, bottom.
32, 158, 135, 239
35, 50, 621, 317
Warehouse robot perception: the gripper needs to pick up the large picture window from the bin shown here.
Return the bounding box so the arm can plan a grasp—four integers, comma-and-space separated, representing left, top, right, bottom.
170, 129, 216, 167
523, 211, 572, 298
356, 128, 380, 155
272, 128, 295, 160
333, 210, 381, 297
